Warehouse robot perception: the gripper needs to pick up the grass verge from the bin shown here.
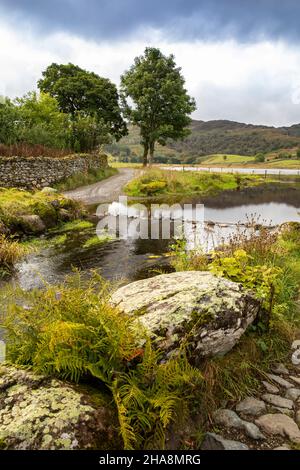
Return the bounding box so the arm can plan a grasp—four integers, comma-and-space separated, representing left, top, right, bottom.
55, 167, 117, 191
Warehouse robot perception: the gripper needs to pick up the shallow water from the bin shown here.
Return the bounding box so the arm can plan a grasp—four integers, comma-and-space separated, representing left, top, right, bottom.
6, 185, 299, 290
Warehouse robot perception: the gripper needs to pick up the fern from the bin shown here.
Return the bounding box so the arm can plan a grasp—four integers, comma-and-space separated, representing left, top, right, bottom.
111, 380, 137, 450
2, 271, 203, 450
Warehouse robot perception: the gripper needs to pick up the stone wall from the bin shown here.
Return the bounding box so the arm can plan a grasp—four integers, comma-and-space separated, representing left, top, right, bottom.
0, 153, 108, 189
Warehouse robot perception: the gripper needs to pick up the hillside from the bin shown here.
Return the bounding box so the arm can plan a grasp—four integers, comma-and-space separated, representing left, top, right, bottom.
106, 119, 300, 164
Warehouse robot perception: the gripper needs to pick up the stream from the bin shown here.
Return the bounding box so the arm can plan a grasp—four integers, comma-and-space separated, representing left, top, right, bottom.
6, 184, 300, 291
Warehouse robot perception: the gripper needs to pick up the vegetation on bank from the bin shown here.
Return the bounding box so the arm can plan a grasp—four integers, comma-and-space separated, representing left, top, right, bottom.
124, 168, 262, 197
2, 223, 299, 449
0, 235, 28, 278
0, 188, 82, 233
170, 222, 300, 412
54, 167, 117, 191
0, 187, 84, 276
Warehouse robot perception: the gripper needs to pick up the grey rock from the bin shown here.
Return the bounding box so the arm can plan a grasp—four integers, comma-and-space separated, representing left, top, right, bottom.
262, 381, 279, 394
213, 409, 265, 440
242, 421, 265, 440
18, 215, 46, 234
214, 409, 243, 429
201, 433, 249, 450
273, 445, 290, 450
111, 271, 261, 360
266, 374, 294, 389
291, 340, 300, 350
291, 349, 300, 366
58, 208, 73, 222
290, 376, 300, 386
262, 394, 293, 409
255, 414, 300, 443
272, 363, 289, 375
40, 187, 58, 194
236, 397, 266, 416
285, 388, 300, 401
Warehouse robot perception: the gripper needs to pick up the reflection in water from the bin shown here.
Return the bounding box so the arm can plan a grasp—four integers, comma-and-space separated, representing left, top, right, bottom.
7, 186, 300, 290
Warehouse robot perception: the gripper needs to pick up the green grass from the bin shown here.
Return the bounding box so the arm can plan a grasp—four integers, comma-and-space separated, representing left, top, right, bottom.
265, 159, 300, 169
55, 167, 118, 191
124, 168, 261, 197
82, 234, 115, 248
202, 154, 255, 164
50, 219, 94, 233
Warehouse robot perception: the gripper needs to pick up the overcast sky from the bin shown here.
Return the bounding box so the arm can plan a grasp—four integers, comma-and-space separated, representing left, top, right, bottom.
1, 0, 300, 126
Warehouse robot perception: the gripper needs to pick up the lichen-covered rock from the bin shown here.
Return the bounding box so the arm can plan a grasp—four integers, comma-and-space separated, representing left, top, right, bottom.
111, 271, 261, 360
0, 365, 118, 450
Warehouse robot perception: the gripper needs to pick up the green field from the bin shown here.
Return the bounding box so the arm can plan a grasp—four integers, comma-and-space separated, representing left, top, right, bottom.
201, 154, 255, 164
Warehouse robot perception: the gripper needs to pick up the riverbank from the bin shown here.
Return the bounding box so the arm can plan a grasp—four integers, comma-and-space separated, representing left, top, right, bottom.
0, 187, 85, 277
1, 222, 299, 450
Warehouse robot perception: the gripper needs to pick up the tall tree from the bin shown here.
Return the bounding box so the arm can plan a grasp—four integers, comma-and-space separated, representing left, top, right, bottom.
38, 63, 127, 149
121, 48, 196, 166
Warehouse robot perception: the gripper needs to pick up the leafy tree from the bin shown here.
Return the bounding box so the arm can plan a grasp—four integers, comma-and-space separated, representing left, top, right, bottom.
38, 63, 127, 148
296, 148, 300, 159
0, 98, 20, 145
121, 48, 196, 166
16, 92, 69, 149
71, 112, 112, 152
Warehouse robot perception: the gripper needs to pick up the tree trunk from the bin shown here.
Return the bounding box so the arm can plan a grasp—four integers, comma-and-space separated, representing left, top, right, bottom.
142, 142, 149, 167
149, 141, 155, 166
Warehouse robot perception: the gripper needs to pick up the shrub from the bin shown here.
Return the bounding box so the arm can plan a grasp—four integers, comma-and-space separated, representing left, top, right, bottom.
254, 153, 265, 163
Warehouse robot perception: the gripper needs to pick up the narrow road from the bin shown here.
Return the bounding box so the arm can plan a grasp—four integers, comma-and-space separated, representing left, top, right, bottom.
64, 168, 137, 205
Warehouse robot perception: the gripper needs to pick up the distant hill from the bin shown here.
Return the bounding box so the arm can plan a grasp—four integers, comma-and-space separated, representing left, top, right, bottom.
106, 119, 300, 164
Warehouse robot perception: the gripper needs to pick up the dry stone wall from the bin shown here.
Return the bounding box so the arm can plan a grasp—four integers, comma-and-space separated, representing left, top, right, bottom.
0, 153, 108, 189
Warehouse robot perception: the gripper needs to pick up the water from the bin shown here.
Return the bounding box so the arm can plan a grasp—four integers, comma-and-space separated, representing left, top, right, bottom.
6, 185, 300, 290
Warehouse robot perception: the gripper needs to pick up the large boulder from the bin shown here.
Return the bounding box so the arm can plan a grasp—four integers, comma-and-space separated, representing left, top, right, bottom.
18, 215, 46, 234
0, 365, 119, 450
111, 271, 261, 361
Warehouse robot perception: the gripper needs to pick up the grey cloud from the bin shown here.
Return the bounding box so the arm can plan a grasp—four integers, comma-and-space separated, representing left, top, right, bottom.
1, 0, 300, 43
